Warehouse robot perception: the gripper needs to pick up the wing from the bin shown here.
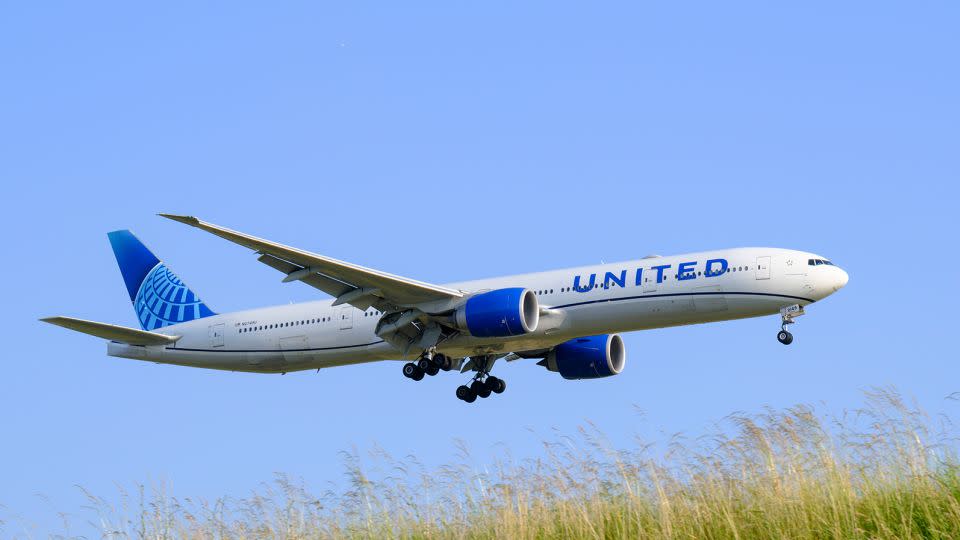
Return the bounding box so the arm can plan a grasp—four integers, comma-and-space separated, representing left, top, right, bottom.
41, 316, 180, 346
159, 214, 463, 312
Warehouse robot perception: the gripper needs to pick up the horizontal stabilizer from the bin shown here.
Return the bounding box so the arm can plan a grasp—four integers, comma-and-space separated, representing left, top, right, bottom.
40, 316, 180, 346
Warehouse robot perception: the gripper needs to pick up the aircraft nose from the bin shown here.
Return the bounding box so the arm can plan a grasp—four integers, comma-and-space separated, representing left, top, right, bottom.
834, 267, 849, 291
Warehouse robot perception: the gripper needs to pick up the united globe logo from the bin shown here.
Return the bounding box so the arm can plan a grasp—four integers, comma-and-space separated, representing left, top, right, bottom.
134, 263, 213, 329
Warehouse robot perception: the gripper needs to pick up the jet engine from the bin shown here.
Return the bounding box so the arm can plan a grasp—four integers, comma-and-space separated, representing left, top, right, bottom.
540, 334, 626, 380
454, 288, 539, 337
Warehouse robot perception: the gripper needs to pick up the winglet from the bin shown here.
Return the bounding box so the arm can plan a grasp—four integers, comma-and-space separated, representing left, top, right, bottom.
158, 213, 201, 226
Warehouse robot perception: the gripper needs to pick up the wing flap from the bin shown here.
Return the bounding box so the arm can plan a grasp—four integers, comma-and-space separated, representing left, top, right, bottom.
256, 253, 355, 298
159, 214, 463, 307
41, 316, 180, 346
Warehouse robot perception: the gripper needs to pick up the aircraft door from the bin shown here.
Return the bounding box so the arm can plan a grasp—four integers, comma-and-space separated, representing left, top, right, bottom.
756, 256, 771, 280
208, 323, 225, 347
279, 335, 308, 364
339, 306, 353, 330
642, 268, 657, 293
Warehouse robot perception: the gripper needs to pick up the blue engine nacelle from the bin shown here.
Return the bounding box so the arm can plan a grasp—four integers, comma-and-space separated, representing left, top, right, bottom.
540, 334, 626, 380
455, 288, 539, 338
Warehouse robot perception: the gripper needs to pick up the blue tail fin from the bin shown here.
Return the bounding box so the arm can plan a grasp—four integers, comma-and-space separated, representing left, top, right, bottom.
107, 230, 215, 330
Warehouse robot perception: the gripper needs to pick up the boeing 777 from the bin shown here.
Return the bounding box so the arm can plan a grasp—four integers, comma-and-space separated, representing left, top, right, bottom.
42, 215, 849, 403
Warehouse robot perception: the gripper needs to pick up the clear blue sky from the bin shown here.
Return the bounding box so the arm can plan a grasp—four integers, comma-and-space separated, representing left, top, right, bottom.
2, 2, 958, 534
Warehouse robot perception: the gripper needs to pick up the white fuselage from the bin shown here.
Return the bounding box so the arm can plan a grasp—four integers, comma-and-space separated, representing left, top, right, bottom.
107, 247, 848, 373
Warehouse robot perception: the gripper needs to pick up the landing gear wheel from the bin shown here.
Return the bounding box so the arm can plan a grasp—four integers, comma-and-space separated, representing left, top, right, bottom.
456, 385, 476, 403
425, 363, 440, 376
417, 357, 433, 371
486, 376, 506, 394
434, 353, 452, 371
777, 330, 794, 345
472, 379, 491, 399
411, 366, 425, 381
402, 362, 418, 379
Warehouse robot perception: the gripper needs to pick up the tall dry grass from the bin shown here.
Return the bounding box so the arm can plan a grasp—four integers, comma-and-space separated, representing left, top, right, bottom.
13, 388, 960, 539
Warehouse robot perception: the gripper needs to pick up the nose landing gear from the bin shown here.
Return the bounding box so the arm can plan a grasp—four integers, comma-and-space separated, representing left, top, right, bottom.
777, 329, 794, 345
777, 304, 805, 345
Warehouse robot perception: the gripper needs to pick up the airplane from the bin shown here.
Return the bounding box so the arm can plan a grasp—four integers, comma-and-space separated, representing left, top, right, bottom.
41, 214, 849, 403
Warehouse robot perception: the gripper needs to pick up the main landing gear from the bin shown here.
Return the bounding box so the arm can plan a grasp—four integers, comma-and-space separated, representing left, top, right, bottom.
402, 351, 453, 381
402, 351, 508, 403
455, 375, 506, 403
455, 355, 506, 403
777, 304, 805, 345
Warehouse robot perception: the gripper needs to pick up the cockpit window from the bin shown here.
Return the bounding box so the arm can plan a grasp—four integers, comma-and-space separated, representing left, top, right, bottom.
809, 258, 835, 266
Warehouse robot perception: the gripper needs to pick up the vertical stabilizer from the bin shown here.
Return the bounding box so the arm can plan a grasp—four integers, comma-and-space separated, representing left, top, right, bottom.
107, 230, 215, 330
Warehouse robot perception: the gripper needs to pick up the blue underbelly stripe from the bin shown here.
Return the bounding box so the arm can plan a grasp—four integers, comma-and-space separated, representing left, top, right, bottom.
167, 340, 386, 353
550, 291, 814, 310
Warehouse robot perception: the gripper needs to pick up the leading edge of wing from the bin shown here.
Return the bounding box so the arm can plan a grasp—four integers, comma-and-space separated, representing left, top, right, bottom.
158, 214, 463, 303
